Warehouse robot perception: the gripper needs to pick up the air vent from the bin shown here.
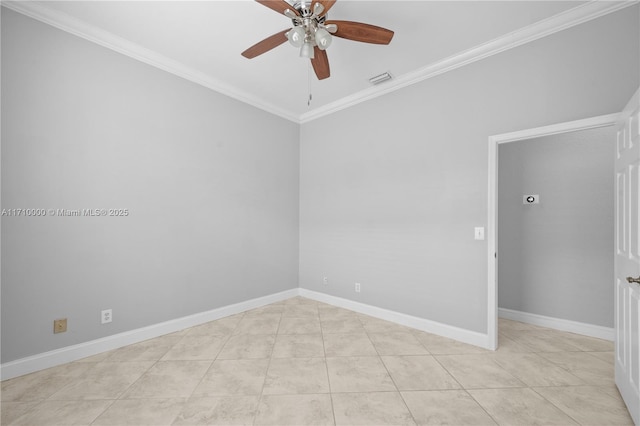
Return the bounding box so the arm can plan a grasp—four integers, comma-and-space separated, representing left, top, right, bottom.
369, 72, 393, 85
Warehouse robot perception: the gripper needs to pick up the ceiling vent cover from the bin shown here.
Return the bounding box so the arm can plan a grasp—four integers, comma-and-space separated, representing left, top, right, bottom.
369, 72, 393, 85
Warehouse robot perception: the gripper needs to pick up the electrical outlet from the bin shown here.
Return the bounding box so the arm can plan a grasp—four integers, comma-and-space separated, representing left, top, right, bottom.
355, 282, 361, 293
101, 309, 112, 324
53, 318, 67, 334
323, 276, 328, 285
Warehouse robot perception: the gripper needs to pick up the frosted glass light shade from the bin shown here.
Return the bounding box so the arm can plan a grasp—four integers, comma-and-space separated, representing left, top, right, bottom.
287, 27, 305, 47
315, 28, 332, 50
300, 42, 315, 58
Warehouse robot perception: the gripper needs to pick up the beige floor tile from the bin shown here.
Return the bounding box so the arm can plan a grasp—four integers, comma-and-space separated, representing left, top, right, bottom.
1, 401, 40, 425
185, 315, 243, 336
104, 335, 183, 362
538, 351, 615, 386
491, 353, 585, 387
589, 351, 615, 363
233, 315, 281, 335
316, 302, 334, 309
216, 334, 276, 359
414, 332, 488, 355
48, 361, 153, 400
599, 385, 626, 399
92, 398, 186, 425
282, 304, 319, 318
244, 305, 285, 316
435, 354, 525, 389
559, 333, 615, 352
192, 359, 269, 396
318, 306, 360, 320
507, 330, 583, 352
495, 335, 534, 353
161, 335, 227, 361
469, 388, 578, 425
74, 351, 114, 363
381, 356, 460, 391
331, 392, 415, 426
401, 390, 496, 425
326, 357, 396, 393
173, 328, 194, 337
121, 360, 211, 399
320, 317, 366, 334
323, 334, 377, 357
283, 297, 318, 306
278, 317, 322, 334
369, 332, 429, 355
263, 358, 330, 395
9, 400, 113, 425
254, 394, 334, 426
534, 386, 634, 425
272, 334, 325, 358
3, 299, 629, 426
1, 363, 94, 402
498, 318, 546, 333
172, 396, 259, 425
358, 316, 413, 334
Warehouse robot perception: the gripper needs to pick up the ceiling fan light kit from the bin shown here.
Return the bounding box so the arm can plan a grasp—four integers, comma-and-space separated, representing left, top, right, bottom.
285, 1, 333, 59
242, 0, 394, 80
287, 26, 305, 47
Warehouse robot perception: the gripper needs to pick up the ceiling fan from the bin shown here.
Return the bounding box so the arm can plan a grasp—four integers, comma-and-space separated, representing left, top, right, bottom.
241, 0, 394, 80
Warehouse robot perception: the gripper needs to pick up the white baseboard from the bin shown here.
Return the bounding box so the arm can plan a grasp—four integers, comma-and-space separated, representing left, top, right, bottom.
498, 308, 614, 341
2, 287, 493, 381
0, 288, 298, 381
299, 288, 491, 349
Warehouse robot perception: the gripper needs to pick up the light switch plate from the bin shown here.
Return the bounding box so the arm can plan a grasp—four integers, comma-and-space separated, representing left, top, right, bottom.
474, 227, 485, 240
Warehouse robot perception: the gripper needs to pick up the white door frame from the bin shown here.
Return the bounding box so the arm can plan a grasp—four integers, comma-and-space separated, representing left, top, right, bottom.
486, 113, 620, 350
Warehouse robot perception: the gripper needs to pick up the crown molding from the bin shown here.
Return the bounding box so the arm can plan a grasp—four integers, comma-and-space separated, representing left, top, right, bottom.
299, 0, 639, 123
1, 0, 301, 123
3, 0, 637, 124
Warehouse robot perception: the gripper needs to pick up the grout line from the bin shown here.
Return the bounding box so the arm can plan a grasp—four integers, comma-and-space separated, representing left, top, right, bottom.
528, 386, 582, 425
319, 308, 338, 426
6, 300, 626, 425
251, 307, 283, 426
119, 313, 244, 424
85, 399, 116, 426
181, 318, 242, 400
359, 312, 420, 426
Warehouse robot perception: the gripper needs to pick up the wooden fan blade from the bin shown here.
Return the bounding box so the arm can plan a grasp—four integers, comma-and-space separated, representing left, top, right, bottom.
255, 0, 299, 17
241, 29, 290, 59
324, 20, 394, 44
314, 0, 336, 15
311, 47, 330, 80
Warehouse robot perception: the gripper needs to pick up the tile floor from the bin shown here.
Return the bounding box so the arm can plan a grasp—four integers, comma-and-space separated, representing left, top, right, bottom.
1, 297, 633, 425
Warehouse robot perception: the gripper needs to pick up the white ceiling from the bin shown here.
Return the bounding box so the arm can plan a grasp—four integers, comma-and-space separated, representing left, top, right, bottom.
7, 1, 631, 122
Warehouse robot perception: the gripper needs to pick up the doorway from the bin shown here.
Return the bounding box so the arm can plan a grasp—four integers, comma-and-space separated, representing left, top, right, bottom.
487, 113, 620, 350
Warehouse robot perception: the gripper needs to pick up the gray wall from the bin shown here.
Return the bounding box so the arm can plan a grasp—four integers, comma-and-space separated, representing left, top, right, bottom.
1, 9, 300, 363
498, 127, 615, 327
299, 7, 639, 333
2, 4, 639, 363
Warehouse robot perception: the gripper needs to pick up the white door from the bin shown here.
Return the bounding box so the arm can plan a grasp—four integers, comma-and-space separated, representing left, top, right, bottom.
615, 88, 640, 425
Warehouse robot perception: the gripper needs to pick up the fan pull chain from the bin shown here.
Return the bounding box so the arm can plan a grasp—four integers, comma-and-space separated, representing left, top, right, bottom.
307, 63, 313, 107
